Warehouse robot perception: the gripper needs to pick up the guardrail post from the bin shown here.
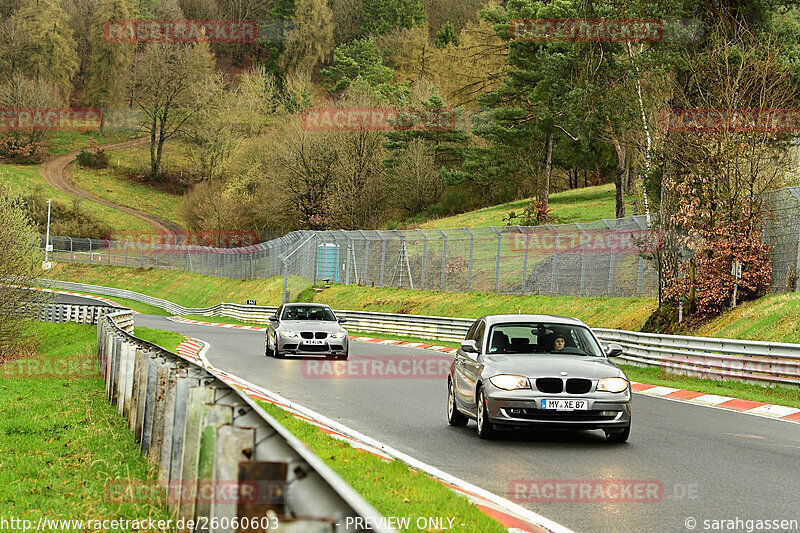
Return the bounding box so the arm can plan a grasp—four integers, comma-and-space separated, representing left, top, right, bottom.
149, 360, 172, 463
195, 403, 235, 522
159, 366, 186, 482
178, 386, 217, 525
169, 374, 206, 491
211, 425, 256, 531
140, 353, 161, 454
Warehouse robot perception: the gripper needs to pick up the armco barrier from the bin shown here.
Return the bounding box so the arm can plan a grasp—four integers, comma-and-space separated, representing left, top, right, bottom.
41, 279, 800, 386
18, 302, 119, 325
29, 302, 395, 532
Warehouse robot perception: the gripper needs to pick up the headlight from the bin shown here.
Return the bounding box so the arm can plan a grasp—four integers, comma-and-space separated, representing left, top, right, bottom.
597, 377, 629, 393
280, 330, 299, 338
330, 331, 347, 339
489, 374, 531, 391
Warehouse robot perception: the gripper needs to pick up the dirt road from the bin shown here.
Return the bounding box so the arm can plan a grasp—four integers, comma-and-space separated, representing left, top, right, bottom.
40, 137, 184, 233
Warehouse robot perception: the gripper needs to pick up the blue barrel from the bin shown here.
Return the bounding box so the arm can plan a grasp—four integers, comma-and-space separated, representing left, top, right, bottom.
316, 243, 340, 282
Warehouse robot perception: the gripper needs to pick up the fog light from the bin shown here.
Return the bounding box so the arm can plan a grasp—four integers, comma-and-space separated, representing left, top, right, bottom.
508, 408, 524, 415
599, 411, 619, 417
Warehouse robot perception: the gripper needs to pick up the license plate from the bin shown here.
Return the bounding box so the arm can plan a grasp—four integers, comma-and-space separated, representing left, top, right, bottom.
542, 399, 588, 411
303, 339, 324, 345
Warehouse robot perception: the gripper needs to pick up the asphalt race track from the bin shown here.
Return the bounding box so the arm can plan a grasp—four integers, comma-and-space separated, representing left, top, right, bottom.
56, 294, 800, 532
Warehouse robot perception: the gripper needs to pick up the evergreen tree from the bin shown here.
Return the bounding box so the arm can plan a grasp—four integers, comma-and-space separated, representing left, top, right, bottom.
360, 0, 426, 36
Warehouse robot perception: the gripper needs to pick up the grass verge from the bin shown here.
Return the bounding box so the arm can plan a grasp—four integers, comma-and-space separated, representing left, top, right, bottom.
0, 321, 172, 522
134, 327, 186, 353
256, 401, 506, 533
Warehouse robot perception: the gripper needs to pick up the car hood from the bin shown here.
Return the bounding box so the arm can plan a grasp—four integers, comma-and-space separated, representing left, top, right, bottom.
482, 353, 624, 380
279, 320, 344, 333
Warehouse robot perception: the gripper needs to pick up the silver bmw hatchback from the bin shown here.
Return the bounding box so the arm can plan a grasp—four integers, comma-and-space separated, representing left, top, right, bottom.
447, 314, 631, 442
265, 303, 349, 360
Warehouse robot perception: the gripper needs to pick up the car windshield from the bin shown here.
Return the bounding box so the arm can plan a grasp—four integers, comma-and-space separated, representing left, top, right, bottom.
281, 306, 337, 321
486, 323, 604, 357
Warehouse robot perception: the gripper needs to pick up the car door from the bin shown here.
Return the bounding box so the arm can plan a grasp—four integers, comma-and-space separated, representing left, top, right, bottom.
455, 320, 485, 414
269, 306, 283, 346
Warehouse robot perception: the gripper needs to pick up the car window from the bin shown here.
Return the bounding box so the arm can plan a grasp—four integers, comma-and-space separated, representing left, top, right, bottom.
487, 323, 603, 357
281, 306, 337, 321
474, 321, 486, 352
465, 320, 479, 341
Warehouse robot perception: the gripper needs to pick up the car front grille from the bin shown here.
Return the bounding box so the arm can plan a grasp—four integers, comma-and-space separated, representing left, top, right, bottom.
300, 344, 329, 352
299, 332, 328, 339
566, 378, 592, 394
507, 409, 618, 421
536, 378, 563, 394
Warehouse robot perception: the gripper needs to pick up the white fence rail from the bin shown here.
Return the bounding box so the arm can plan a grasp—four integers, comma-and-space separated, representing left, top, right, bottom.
41, 279, 800, 387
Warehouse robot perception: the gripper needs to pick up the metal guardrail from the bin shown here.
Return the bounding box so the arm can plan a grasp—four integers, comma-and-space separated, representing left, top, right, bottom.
18, 302, 119, 325
41, 279, 800, 387
28, 301, 395, 532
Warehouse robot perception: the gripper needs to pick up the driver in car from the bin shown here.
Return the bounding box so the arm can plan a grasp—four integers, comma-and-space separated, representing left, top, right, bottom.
552, 335, 566, 352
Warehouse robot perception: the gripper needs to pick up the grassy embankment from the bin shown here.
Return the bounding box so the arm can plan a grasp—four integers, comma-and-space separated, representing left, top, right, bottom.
415, 183, 635, 229
0, 321, 172, 523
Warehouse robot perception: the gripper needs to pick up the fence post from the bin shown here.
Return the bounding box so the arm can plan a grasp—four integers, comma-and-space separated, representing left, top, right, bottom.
520, 226, 529, 292
89, 239, 93, 264
69, 237, 73, 262
359, 230, 370, 286
379, 231, 387, 287
490, 227, 501, 293
108, 240, 112, 265
436, 229, 447, 291
415, 230, 427, 289
549, 226, 558, 295
344, 232, 352, 286
603, 219, 615, 296
463, 227, 474, 291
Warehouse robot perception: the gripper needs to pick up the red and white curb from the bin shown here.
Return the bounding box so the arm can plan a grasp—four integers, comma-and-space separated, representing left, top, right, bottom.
631, 382, 800, 424
168, 316, 266, 331
352, 336, 458, 354
175, 336, 568, 533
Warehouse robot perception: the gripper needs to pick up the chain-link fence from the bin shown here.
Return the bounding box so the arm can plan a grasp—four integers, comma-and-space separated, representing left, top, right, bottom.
44, 186, 800, 301
763, 187, 800, 292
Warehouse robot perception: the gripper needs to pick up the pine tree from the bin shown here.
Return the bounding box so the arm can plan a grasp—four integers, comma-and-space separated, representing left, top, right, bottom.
360, 0, 426, 36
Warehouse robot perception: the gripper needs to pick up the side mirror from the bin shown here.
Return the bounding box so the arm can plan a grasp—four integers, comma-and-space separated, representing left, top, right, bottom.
268, 316, 278, 323
605, 343, 623, 357
460, 340, 478, 353
338, 317, 347, 324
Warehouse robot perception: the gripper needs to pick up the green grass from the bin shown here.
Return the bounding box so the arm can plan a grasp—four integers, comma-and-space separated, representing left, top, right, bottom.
109, 141, 194, 179
415, 184, 636, 229
0, 321, 172, 522
134, 327, 185, 353
257, 401, 506, 533
620, 364, 800, 409
45, 130, 140, 157
695, 291, 800, 344
71, 166, 184, 227
0, 164, 152, 235
48, 263, 656, 331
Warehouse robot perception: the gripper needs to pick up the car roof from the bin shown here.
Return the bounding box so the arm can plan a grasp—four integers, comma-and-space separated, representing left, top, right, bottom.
283, 303, 331, 308
478, 314, 586, 326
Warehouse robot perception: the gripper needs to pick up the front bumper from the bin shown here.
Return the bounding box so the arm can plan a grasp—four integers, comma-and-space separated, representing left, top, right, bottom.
485, 388, 631, 430
276, 336, 348, 355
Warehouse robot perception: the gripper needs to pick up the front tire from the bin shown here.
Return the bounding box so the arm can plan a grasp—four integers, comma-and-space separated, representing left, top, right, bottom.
476, 386, 496, 439
605, 423, 631, 443
265, 335, 274, 357
447, 380, 468, 427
